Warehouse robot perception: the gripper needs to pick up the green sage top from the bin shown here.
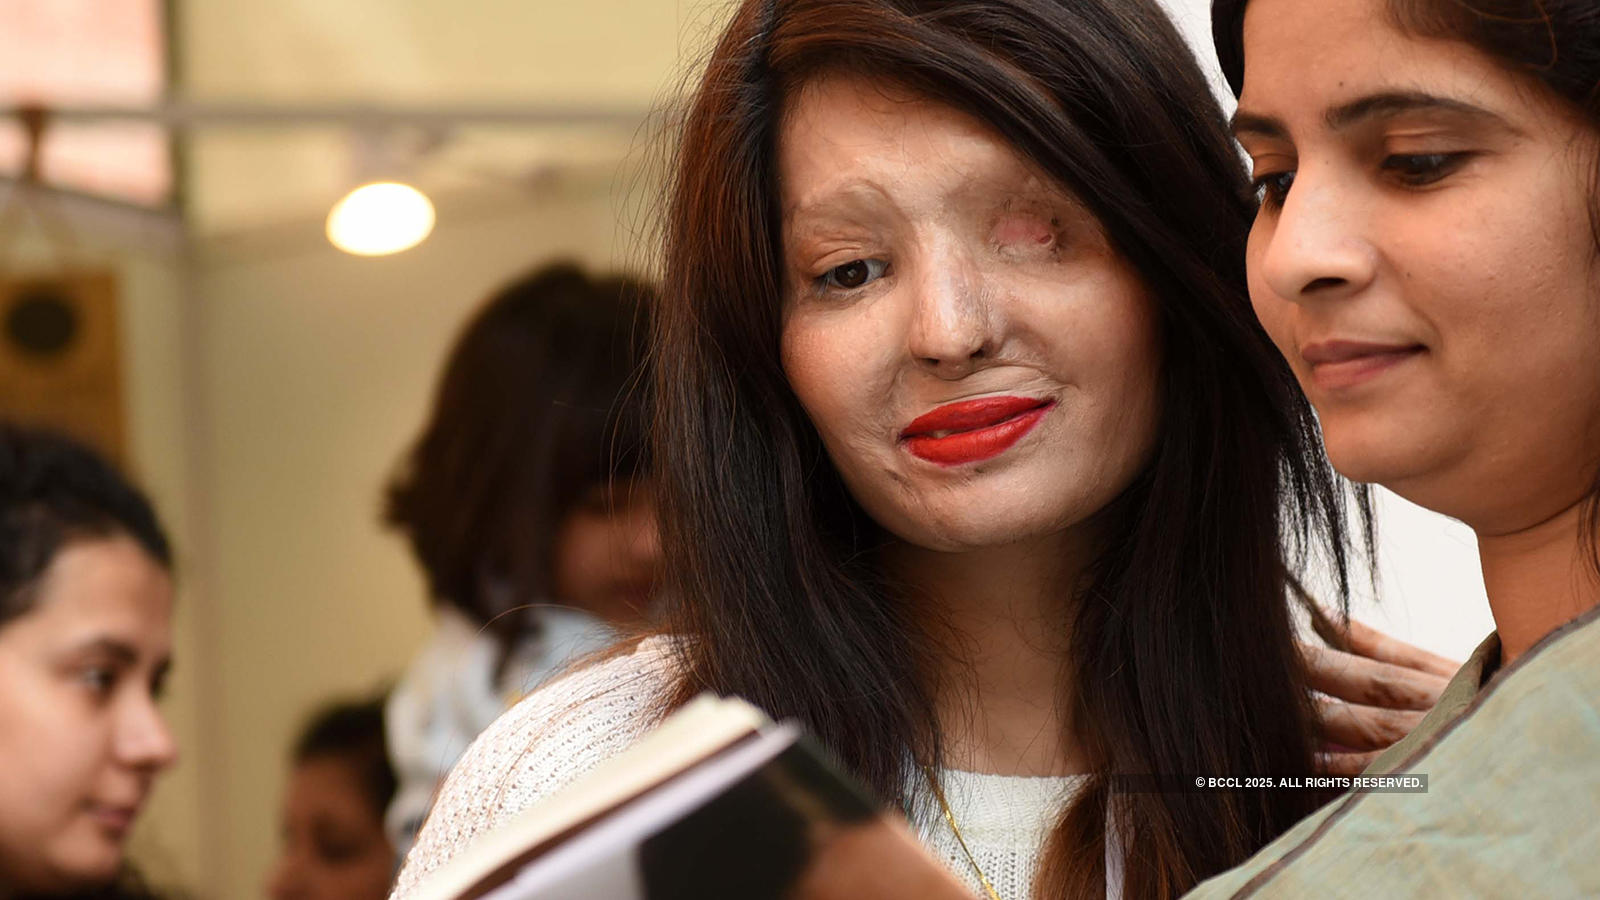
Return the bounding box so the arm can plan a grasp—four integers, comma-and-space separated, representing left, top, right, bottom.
1185, 606, 1600, 899
1363, 631, 1500, 776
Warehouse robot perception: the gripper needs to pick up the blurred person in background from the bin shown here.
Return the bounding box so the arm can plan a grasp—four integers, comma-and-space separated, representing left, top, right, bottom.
381, 261, 660, 856
0, 424, 179, 899
266, 697, 395, 900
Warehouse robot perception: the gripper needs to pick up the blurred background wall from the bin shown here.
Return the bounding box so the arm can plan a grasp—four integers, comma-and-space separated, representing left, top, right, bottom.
0, 1, 1493, 897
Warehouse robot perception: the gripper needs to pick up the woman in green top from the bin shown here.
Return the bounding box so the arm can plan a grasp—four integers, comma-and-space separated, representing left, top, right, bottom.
1218, 0, 1600, 739
1188, 0, 1600, 894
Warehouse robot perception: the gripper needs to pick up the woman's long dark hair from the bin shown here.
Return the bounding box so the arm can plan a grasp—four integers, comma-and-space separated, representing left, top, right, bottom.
1215, 0, 1600, 575
652, 1, 1358, 896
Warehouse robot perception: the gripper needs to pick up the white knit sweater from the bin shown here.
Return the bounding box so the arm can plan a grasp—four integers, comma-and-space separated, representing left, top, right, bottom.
389, 636, 1087, 900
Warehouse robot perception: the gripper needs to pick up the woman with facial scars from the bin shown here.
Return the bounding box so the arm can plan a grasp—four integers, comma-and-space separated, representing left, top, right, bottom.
390, 1, 1462, 898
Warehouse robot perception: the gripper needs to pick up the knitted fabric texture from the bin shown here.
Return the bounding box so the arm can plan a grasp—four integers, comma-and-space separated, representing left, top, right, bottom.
388, 636, 1083, 900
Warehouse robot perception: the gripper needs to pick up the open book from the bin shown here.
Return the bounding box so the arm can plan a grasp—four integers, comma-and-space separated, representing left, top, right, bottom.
409, 694, 977, 900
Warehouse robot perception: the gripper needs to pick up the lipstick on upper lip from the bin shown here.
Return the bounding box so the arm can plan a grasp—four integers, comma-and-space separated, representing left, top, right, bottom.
900, 395, 1054, 466
1300, 340, 1424, 391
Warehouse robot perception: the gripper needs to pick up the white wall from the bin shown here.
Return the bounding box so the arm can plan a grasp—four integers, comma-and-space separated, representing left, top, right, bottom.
1356, 491, 1493, 659
114, 250, 210, 895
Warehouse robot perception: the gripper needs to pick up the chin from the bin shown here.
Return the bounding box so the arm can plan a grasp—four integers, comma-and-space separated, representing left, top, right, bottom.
888, 520, 1038, 553
1321, 419, 1448, 491
876, 484, 1097, 553
53, 836, 126, 889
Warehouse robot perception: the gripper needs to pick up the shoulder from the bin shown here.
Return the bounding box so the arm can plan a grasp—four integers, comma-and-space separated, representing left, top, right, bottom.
390, 634, 678, 898
1189, 620, 1600, 897
1365, 631, 1499, 775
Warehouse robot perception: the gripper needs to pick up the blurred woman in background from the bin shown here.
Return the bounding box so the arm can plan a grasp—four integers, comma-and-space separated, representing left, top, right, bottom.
266, 697, 395, 900
0, 423, 179, 899
381, 261, 660, 855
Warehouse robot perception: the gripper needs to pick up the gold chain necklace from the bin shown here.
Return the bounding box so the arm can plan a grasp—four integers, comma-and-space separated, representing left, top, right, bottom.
922, 765, 1004, 900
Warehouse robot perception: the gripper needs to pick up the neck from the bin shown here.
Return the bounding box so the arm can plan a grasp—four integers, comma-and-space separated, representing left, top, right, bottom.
882, 531, 1091, 777
1477, 498, 1600, 665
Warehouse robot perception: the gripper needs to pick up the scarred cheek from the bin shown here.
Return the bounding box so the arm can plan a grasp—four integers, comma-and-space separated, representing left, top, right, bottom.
782, 336, 858, 438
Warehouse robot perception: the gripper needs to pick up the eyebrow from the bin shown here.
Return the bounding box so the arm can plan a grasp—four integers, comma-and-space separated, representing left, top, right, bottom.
1325, 91, 1508, 130
783, 181, 892, 226
784, 175, 1077, 236
1229, 110, 1289, 141
1231, 91, 1510, 139
71, 638, 142, 667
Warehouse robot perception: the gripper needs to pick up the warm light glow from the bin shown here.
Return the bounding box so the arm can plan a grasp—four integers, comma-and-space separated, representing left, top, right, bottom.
325, 181, 435, 256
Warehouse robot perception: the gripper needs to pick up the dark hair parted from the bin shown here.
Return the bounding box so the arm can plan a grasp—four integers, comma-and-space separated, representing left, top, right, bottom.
292, 696, 397, 822
653, 0, 1359, 896
0, 422, 171, 628
1214, 0, 1600, 570
384, 262, 654, 646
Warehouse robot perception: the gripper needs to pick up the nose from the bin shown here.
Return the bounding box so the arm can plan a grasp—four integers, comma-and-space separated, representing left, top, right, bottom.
906, 248, 996, 378
116, 691, 180, 773
1255, 165, 1378, 304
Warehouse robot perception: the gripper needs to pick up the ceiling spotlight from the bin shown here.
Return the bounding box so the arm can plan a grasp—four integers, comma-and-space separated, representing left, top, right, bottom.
325, 181, 435, 256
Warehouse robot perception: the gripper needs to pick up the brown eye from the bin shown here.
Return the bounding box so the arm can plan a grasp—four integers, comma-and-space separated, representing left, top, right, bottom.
1251, 171, 1296, 209
82, 667, 116, 694
1381, 152, 1473, 187
830, 260, 869, 288
820, 258, 887, 291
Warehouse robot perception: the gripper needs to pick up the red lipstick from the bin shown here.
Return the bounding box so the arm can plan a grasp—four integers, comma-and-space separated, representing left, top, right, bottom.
900, 396, 1054, 466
